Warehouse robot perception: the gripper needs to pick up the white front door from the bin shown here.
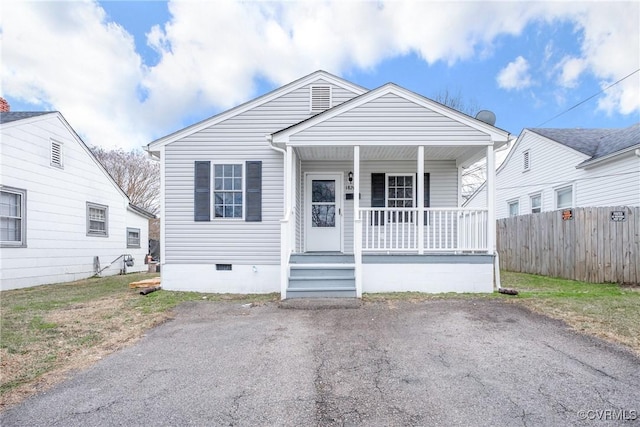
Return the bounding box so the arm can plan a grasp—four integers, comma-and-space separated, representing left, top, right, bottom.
305, 173, 343, 252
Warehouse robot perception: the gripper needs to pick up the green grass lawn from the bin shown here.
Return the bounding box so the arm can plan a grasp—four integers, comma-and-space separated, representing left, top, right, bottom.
500, 271, 640, 354
1, 271, 637, 410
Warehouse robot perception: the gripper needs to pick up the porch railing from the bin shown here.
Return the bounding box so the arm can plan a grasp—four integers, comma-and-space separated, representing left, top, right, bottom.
359, 208, 488, 252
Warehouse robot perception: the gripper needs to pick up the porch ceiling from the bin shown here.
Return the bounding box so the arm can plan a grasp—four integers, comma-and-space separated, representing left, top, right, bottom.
295, 145, 483, 162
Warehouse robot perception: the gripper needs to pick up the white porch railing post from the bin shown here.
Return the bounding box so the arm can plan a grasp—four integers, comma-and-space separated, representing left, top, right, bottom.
417, 146, 424, 254
353, 146, 362, 297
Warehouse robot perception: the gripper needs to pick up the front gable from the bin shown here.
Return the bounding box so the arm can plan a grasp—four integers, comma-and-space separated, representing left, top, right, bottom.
272, 83, 510, 146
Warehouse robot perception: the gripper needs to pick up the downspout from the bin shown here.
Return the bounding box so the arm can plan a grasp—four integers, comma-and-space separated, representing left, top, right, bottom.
267, 134, 291, 299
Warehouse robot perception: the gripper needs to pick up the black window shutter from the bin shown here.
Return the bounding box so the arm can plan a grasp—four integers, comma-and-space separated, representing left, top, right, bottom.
245, 161, 262, 222
194, 161, 211, 221
371, 173, 385, 225
423, 173, 430, 225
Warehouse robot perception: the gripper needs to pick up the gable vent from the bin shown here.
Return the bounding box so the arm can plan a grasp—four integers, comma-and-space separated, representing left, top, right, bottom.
523, 150, 530, 171
310, 86, 331, 112
51, 141, 63, 168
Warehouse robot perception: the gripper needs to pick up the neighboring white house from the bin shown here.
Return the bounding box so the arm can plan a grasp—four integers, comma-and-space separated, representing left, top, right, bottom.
147, 70, 510, 298
465, 124, 640, 218
0, 111, 155, 290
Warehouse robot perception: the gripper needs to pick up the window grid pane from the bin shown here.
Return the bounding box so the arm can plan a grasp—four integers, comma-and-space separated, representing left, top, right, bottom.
214, 164, 243, 218
1, 190, 25, 244
87, 204, 108, 236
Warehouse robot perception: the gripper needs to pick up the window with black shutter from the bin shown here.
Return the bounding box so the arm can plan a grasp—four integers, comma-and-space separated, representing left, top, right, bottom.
194, 161, 211, 221
245, 161, 262, 222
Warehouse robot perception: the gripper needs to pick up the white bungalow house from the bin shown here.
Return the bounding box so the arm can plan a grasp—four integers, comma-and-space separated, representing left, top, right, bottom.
0, 111, 155, 290
465, 124, 640, 218
147, 71, 510, 298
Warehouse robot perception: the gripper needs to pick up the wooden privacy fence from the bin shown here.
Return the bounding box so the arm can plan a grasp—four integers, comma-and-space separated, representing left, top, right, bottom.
497, 206, 639, 284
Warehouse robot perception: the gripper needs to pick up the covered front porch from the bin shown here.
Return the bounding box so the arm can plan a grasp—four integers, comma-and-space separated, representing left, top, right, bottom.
274, 143, 500, 299
269, 84, 509, 298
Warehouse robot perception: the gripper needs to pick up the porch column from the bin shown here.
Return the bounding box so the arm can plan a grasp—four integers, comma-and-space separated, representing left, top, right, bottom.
417, 145, 425, 254
486, 143, 496, 254
353, 145, 362, 298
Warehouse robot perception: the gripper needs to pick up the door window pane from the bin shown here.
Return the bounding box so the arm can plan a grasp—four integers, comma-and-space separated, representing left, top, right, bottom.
312, 180, 335, 203
312, 205, 336, 227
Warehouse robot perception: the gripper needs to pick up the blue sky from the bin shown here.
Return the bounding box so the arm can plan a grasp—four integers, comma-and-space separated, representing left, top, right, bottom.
1, 1, 639, 150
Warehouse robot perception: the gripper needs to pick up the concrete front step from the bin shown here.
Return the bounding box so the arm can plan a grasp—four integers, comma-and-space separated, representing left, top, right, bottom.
285, 288, 357, 298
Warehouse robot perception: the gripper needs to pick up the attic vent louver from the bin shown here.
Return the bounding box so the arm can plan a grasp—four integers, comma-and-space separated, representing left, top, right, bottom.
310, 86, 331, 112
51, 141, 63, 168
523, 150, 530, 171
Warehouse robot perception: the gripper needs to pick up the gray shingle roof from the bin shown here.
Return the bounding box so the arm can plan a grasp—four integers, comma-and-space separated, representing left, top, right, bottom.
530, 123, 639, 162
0, 111, 55, 124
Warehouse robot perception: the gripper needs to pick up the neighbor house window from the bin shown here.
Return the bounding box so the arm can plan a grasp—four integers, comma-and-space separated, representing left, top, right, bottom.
508, 200, 519, 217
214, 164, 243, 218
523, 150, 530, 172
555, 186, 573, 209
87, 202, 108, 236
127, 228, 140, 248
51, 140, 63, 168
1, 187, 26, 247
530, 194, 542, 213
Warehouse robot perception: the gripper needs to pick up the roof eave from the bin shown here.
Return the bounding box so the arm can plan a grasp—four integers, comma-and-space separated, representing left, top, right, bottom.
577, 144, 640, 169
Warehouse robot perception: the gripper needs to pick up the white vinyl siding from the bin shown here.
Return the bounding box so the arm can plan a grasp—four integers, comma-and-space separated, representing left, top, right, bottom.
0, 114, 151, 289
162, 80, 362, 264
493, 131, 588, 219
576, 154, 640, 207
291, 93, 490, 145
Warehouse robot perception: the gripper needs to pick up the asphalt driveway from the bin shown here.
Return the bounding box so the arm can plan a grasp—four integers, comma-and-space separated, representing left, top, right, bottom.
2, 299, 639, 426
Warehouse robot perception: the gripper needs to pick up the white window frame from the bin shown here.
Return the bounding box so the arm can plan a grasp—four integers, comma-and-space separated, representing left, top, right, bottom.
51, 139, 64, 168
555, 185, 574, 209
213, 163, 244, 220
310, 85, 332, 113
1, 186, 27, 247
87, 202, 109, 237
523, 150, 530, 172
385, 173, 415, 223
508, 199, 519, 217
127, 227, 141, 248
530, 193, 542, 214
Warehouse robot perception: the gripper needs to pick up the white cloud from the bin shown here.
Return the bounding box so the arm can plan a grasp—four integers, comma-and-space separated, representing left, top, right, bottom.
0, 1, 150, 149
497, 56, 533, 90
557, 56, 587, 88
1, 1, 638, 150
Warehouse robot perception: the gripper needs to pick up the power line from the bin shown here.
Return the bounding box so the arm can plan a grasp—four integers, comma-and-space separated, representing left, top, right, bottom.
535, 68, 640, 127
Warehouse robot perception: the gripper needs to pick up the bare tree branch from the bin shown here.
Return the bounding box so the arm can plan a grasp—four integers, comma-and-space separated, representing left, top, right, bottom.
91, 147, 160, 214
